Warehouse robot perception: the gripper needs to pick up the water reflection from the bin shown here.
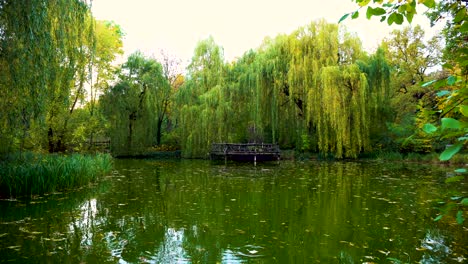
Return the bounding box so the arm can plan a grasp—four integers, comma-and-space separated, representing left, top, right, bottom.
0, 160, 466, 263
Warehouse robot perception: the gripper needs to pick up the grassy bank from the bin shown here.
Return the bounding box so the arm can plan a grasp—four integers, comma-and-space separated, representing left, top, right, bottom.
0, 152, 113, 198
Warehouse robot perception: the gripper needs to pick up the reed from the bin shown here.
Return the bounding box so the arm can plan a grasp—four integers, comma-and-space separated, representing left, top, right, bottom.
0, 152, 113, 198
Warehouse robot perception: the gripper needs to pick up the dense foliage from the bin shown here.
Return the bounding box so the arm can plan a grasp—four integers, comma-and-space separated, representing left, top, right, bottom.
0, 1, 123, 155
174, 22, 391, 158
0, 1, 465, 161
100, 52, 170, 155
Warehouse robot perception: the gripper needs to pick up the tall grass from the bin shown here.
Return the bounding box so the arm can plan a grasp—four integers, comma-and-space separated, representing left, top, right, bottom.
0, 153, 113, 198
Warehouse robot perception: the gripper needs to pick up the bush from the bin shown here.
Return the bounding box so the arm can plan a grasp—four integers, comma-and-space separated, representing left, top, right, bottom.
0, 152, 113, 198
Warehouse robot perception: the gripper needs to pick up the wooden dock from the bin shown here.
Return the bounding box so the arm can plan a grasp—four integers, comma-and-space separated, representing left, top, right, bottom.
210, 143, 280, 162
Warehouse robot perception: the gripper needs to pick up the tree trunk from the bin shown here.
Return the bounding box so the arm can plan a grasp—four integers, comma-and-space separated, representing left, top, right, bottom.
127, 113, 135, 152
48, 127, 55, 153
156, 117, 163, 145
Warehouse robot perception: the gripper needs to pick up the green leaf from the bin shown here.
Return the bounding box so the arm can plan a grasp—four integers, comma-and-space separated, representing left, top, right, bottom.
406, 11, 414, 23
441, 118, 461, 130
395, 13, 404, 25
442, 63, 454, 70
388, 12, 396, 25
366, 7, 374, 19
421, 80, 436, 87
454, 8, 466, 23
423, 123, 437, 134
456, 210, 464, 224
445, 175, 464, 183
372, 7, 386, 16
398, 5, 406, 13
459, 105, 468, 117
461, 21, 468, 32
454, 168, 467, 173
352, 11, 359, 19
423, 0, 436, 8
434, 215, 443, 221
436, 90, 451, 97
440, 143, 463, 161
447, 75, 456, 85
339, 13, 350, 23
380, 15, 386, 22
358, 0, 371, 7
461, 198, 468, 206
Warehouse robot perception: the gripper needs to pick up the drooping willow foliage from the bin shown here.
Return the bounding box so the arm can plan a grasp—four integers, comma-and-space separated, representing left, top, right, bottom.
175, 37, 231, 157
0, 0, 95, 154
176, 20, 390, 158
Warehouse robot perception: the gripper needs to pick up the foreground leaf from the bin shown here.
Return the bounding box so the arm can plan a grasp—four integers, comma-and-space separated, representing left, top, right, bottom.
460, 105, 468, 117
456, 211, 464, 224
441, 118, 461, 130
434, 215, 443, 221
339, 13, 350, 23
440, 143, 462, 161
461, 198, 468, 206
423, 123, 437, 134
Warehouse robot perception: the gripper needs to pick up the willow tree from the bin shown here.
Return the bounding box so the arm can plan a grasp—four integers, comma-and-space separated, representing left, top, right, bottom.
296, 21, 389, 158
174, 21, 391, 158
260, 20, 390, 158
175, 37, 231, 157
0, 0, 94, 154
100, 52, 169, 155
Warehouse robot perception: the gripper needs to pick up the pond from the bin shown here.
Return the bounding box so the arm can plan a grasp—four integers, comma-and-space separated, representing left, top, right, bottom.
0, 159, 466, 263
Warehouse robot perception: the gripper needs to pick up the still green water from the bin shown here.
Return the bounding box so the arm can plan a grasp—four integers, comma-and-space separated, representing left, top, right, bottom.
0, 159, 466, 263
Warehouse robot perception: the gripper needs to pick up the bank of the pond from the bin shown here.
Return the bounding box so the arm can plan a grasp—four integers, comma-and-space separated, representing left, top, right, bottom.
0, 152, 113, 198
281, 149, 468, 165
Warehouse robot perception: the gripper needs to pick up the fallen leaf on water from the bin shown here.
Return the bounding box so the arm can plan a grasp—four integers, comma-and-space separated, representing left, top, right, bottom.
378, 250, 390, 256
7, 245, 20, 250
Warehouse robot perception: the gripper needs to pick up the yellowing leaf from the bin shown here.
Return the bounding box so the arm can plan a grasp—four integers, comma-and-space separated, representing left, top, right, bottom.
359, 0, 372, 7
459, 105, 468, 117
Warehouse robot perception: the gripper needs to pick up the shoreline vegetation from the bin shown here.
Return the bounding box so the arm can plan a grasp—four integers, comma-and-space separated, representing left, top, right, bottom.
0, 153, 112, 199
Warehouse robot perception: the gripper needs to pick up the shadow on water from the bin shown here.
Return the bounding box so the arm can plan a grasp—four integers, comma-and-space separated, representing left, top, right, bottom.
0, 159, 466, 263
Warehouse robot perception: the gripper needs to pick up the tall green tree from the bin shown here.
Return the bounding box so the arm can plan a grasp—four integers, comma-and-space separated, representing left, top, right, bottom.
380, 25, 442, 152
0, 0, 94, 154
175, 37, 229, 157
174, 21, 391, 158
100, 52, 169, 155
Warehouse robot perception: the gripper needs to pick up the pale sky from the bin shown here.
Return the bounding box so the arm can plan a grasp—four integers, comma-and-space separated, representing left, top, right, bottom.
91, 0, 442, 65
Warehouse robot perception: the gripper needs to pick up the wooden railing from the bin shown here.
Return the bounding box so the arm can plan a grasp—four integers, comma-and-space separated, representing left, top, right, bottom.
211, 143, 280, 155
